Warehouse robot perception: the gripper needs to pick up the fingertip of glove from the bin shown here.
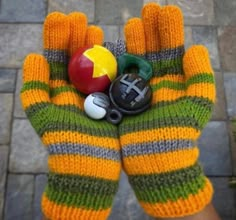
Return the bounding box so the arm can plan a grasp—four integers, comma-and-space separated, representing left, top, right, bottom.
68, 11, 86, 18
183, 45, 213, 79
184, 45, 210, 65
87, 25, 103, 32
86, 25, 104, 46
43, 12, 70, 50
125, 17, 142, 27
44, 11, 67, 24
158, 5, 184, 49
68, 12, 87, 23
142, 2, 161, 18
24, 54, 47, 66
21, 53, 50, 110
124, 18, 143, 36
23, 54, 49, 79
158, 5, 184, 31
124, 18, 146, 55
185, 45, 209, 57
159, 5, 182, 16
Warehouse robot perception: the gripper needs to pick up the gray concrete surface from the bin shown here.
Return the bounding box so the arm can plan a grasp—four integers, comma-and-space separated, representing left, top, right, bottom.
0, 0, 235, 219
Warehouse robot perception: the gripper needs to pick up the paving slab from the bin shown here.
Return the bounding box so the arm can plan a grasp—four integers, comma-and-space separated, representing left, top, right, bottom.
109, 171, 154, 220
0, 94, 13, 144
0, 0, 46, 23
4, 174, 34, 220
0, 24, 42, 68
212, 72, 227, 120
95, 0, 143, 25
167, 0, 215, 25
0, 146, 8, 220
33, 175, 47, 220
0, 69, 16, 93
211, 177, 236, 220
9, 119, 48, 173
224, 73, 236, 117
218, 27, 236, 72
214, 0, 236, 26
143, 0, 166, 5
184, 26, 193, 50
0, 0, 235, 220
14, 70, 26, 118
192, 26, 220, 70
199, 121, 232, 176
230, 117, 236, 176
48, 0, 95, 23
101, 25, 120, 42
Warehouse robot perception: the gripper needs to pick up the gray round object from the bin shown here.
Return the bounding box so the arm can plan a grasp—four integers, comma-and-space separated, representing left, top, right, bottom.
106, 108, 123, 124
109, 73, 152, 115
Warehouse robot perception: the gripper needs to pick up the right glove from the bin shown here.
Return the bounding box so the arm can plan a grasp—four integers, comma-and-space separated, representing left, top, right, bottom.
21, 12, 121, 220
117, 3, 215, 218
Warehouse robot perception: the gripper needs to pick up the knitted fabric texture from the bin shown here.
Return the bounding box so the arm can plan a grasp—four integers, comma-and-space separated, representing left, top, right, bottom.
117, 3, 215, 218
20, 12, 121, 220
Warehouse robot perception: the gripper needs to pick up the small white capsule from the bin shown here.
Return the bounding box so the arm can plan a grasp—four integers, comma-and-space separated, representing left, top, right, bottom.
84, 92, 110, 120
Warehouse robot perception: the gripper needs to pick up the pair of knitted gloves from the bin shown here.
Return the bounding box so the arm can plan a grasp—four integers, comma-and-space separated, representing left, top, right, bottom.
20, 3, 215, 220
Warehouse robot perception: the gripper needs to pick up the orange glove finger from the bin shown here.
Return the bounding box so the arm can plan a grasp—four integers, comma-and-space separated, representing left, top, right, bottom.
68, 12, 87, 57
124, 17, 146, 56
142, 2, 161, 53
183, 45, 215, 124
85, 25, 104, 46
21, 54, 51, 119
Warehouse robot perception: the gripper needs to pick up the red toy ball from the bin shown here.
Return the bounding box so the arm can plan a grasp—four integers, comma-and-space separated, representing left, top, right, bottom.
68, 45, 117, 94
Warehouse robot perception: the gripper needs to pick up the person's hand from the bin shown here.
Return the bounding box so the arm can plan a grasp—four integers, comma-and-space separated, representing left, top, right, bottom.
118, 3, 215, 218
20, 12, 121, 220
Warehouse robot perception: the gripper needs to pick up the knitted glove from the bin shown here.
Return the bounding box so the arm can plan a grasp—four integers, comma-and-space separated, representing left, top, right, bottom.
118, 3, 215, 218
20, 12, 121, 220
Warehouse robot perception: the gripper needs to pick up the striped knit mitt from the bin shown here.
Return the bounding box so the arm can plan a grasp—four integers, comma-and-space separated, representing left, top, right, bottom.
119, 3, 216, 218
20, 12, 121, 220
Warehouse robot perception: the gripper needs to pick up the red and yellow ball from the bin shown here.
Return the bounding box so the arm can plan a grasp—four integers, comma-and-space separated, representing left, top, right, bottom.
68, 45, 117, 94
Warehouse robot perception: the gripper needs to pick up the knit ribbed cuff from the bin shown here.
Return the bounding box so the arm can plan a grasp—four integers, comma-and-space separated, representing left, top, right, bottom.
41, 172, 119, 220
42, 193, 112, 220
129, 163, 213, 218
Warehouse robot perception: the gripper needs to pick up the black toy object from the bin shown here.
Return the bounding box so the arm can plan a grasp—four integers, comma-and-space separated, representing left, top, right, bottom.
109, 73, 152, 115
105, 53, 153, 124
106, 108, 123, 125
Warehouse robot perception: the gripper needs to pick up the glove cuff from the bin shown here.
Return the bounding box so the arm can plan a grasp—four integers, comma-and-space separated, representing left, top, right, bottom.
129, 163, 213, 218
42, 193, 112, 220
41, 172, 119, 220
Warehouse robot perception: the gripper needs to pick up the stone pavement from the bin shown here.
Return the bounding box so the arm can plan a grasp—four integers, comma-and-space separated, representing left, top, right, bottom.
0, 0, 236, 219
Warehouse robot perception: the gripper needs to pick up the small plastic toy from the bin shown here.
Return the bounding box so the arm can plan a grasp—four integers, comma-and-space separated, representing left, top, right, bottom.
69, 45, 117, 94
83, 53, 153, 124
109, 73, 152, 115
84, 92, 110, 119
106, 108, 123, 125
84, 92, 123, 124
117, 53, 153, 81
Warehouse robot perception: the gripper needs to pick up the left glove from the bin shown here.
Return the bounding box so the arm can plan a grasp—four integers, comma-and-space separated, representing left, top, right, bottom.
21, 12, 121, 220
